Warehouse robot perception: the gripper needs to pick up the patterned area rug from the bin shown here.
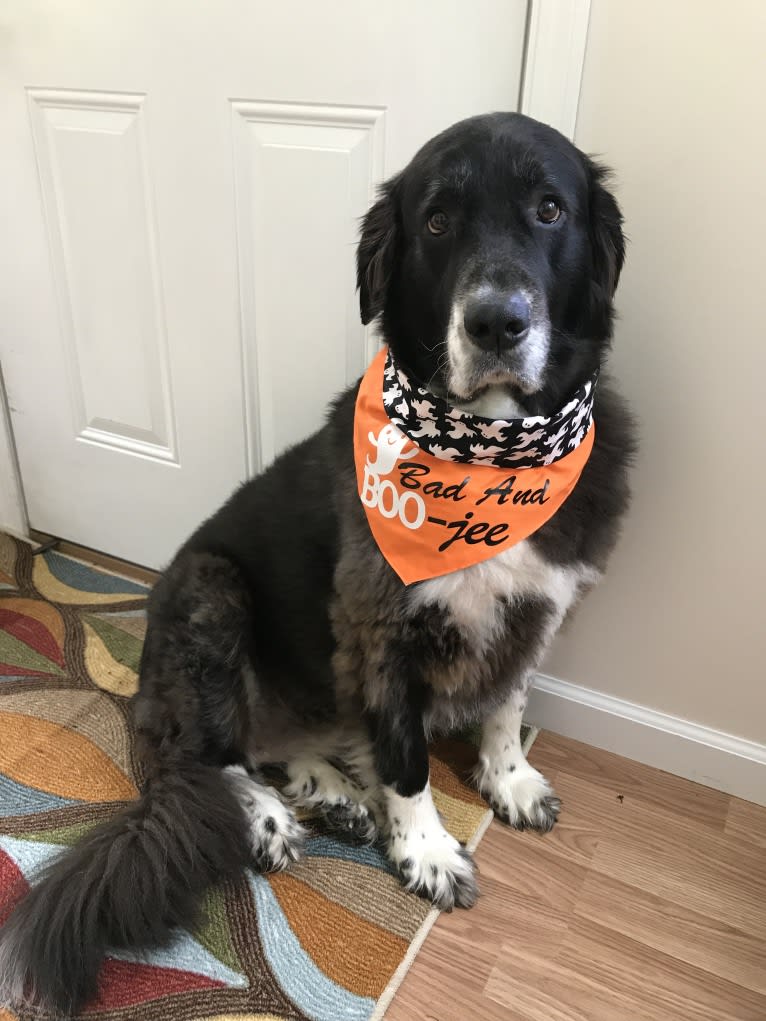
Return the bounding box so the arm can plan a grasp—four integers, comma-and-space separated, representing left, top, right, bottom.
0, 533, 519, 1021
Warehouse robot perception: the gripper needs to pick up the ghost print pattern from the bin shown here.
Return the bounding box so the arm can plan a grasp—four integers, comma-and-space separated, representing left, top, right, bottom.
381, 350, 596, 469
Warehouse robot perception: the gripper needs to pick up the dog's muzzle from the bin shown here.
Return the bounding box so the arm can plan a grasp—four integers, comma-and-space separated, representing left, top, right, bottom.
445, 286, 550, 398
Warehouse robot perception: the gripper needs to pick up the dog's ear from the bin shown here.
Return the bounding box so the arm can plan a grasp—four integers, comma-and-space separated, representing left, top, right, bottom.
587, 159, 626, 299
356, 174, 402, 326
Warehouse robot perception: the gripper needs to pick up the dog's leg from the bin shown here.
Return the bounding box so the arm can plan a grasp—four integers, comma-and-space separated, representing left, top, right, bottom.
336, 734, 381, 793
384, 780, 477, 909
283, 757, 378, 842
474, 679, 560, 831
224, 765, 305, 870
369, 680, 478, 910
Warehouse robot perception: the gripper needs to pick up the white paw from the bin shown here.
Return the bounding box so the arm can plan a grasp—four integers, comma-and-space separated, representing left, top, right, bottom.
388, 825, 478, 910
225, 767, 305, 870
476, 759, 560, 832
284, 758, 379, 843
284, 757, 358, 806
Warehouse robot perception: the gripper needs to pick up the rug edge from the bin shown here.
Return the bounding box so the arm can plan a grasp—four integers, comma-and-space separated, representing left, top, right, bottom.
368, 807, 493, 1021
370, 724, 541, 1020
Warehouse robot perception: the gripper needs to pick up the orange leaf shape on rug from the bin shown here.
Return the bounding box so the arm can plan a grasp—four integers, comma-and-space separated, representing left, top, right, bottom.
0, 712, 137, 802
268, 871, 408, 999
0, 690, 135, 782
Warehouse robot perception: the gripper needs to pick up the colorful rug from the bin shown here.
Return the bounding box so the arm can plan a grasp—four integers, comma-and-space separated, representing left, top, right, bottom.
0, 533, 505, 1021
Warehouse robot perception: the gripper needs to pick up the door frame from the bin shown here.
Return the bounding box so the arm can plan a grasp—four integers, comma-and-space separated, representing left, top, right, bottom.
0, 365, 27, 538
0, 0, 591, 539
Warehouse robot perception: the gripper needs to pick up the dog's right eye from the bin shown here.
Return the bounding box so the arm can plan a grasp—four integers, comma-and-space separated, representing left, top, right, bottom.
427, 210, 450, 236
536, 198, 562, 224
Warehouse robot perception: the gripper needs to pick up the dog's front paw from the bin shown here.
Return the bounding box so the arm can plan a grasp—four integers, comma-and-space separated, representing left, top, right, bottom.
284, 758, 380, 844
226, 768, 306, 871
477, 759, 560, 833
389, 828, 478, 910
246, 788, 306, 871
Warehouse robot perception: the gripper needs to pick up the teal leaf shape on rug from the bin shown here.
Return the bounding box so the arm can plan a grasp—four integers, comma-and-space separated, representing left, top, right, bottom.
0, 835, 248, 991
250, 872, 376, 1021
43, 551, 149, 596
112, 926, 249, 989
0, 775, 83, 816
0, 834, 66, 879
303, 834, 396, 874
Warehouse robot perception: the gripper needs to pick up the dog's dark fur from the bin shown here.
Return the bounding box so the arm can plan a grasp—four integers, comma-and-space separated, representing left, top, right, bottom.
0, 113, 635, 1016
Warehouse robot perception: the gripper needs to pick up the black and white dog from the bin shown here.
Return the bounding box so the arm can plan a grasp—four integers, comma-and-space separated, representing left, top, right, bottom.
0, 112, 635, 1015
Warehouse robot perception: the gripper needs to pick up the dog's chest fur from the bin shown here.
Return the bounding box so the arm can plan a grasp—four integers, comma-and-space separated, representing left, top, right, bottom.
408, 540, 598, 721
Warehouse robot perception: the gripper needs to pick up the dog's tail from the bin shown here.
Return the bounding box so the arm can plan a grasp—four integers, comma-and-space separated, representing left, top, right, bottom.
0, 762, 251, 1017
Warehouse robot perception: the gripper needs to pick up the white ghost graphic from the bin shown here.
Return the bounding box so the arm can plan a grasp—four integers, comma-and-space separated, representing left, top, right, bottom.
572, 401, 591, 430
507, 447, 541, 461
543, 441, 565, 464
366, 424, 418, 475
447, 419, 476, 440
543, 425, 568, 449
411, 419, 441, 438
472, 421, 508, 442
383, 384, 402, 407
515, 427, 545, 447
412, 397, 437, 419
568, 425, 586, 448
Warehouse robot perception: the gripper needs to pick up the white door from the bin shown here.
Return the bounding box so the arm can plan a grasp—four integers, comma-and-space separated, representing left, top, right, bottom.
0, 0, 528, 569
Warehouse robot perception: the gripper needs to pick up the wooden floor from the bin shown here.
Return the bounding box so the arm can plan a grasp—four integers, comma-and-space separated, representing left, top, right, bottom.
387, 731, 766, 1021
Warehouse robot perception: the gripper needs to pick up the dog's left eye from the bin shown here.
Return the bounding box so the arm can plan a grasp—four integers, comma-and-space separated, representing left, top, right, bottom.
537, 198, 562, 224
427, 210, 450, 236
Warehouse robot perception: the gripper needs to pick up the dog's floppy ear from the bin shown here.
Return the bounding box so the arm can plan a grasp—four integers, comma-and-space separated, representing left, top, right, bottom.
356, 174, 402, 326
587, 159, 626, 299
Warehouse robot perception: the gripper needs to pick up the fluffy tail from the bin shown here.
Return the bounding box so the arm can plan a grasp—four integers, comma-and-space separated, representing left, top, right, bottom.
0, 762, 251, 1016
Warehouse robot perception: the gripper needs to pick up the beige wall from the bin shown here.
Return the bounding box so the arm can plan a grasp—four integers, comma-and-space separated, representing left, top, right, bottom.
543, 0, 766, 743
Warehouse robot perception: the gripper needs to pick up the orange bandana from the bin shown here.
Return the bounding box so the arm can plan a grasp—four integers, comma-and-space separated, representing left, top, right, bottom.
354, 347, 595, 585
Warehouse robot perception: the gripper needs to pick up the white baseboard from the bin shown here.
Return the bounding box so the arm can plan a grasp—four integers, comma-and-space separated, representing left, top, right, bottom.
527, 673, 766, 807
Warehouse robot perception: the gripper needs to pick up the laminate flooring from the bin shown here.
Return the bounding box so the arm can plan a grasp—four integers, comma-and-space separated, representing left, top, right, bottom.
386, 731, 766, 1021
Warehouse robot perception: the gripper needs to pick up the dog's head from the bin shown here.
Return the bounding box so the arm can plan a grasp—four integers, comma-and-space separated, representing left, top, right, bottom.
357, 113, 624, 413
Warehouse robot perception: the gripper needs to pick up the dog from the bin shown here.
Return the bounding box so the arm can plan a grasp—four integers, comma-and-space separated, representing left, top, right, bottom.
0, 112, 635, 1015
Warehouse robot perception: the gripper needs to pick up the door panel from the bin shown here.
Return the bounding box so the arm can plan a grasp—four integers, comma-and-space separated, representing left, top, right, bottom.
231, 101, 384, 472
28, 89, 177, 463
0, 0, 528, 568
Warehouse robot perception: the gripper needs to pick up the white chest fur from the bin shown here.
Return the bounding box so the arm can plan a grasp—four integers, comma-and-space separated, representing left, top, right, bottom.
408, 540, 600, 652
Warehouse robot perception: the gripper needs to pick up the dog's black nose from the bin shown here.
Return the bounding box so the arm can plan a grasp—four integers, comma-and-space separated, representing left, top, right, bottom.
463, 292, 531, 352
